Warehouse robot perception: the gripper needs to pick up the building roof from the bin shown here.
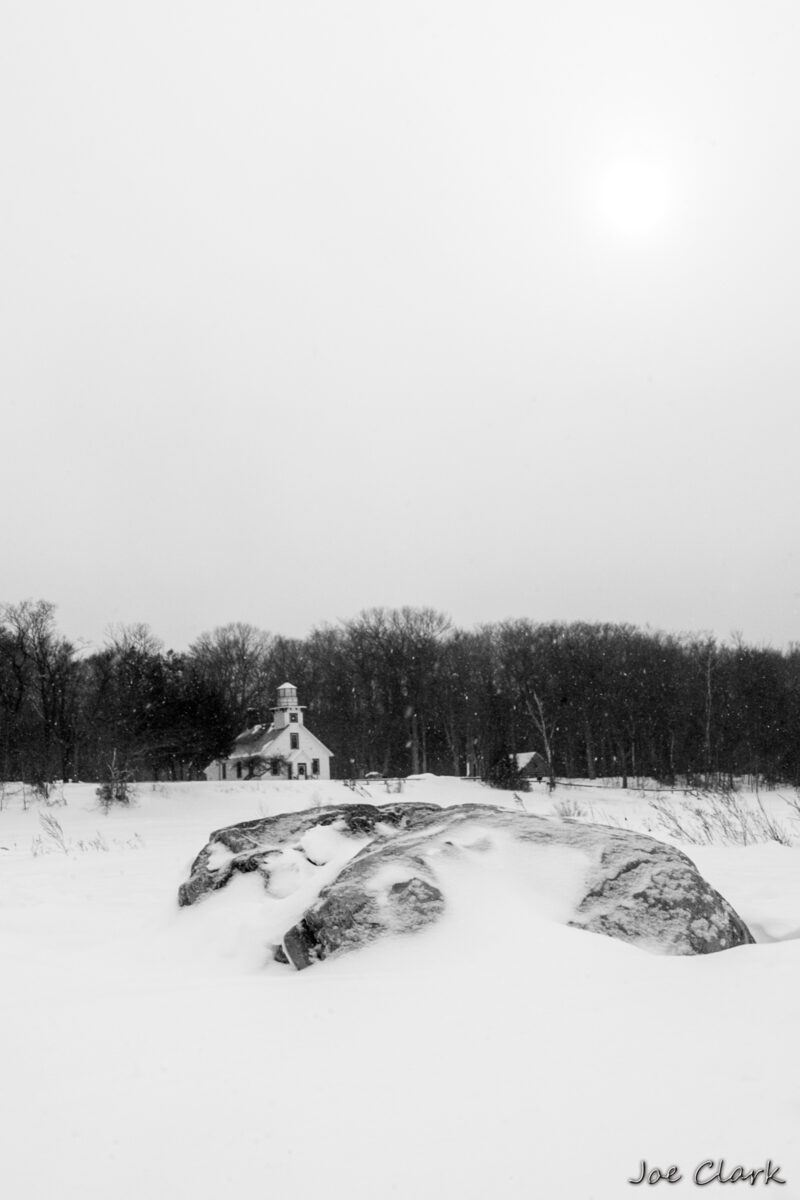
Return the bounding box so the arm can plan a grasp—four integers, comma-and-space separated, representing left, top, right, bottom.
515, 750, 548, 770
226, 719, 334, 762
231, 723, 269, 749
228, 725, 284, 761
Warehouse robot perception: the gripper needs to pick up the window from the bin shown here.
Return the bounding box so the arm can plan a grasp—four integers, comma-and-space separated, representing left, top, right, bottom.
271, 758, 280, 776
298, 763, 306, 778
290, 732, 299, 750
290, 712, 299, 723
312, 759, 320, 776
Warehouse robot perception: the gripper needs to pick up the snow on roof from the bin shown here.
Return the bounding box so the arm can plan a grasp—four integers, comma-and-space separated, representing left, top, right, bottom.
232, 723, 268, 746
515, 751, 546, 769
229, 726, 283, 760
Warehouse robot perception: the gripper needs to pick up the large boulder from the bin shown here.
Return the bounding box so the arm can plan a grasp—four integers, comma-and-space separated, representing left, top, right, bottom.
177, 802, 442, 907
178, 802, 755, 968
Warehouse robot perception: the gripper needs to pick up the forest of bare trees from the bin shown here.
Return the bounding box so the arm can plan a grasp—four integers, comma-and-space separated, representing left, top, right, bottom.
1, 600, 798, 788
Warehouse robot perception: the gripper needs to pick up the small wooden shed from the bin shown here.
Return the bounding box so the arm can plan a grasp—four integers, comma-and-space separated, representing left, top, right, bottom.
515, 751, 550, 782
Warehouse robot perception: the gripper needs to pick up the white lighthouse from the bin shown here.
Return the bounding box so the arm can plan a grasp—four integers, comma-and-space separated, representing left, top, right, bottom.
271, 682, 305, 729
205, 682, 334, 782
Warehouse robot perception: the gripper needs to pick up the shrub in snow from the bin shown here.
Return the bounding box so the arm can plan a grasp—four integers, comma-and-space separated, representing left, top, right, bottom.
650, 790, 794, 846
96, 752, 136, 810
487, 755, 528, 791
554, 795, 586, 820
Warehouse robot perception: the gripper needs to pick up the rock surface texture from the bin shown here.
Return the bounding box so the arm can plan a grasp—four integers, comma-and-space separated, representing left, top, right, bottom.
178, 802, 755, 968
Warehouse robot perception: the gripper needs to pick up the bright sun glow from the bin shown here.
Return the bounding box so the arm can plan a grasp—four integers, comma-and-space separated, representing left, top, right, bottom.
596, 158, 676, 238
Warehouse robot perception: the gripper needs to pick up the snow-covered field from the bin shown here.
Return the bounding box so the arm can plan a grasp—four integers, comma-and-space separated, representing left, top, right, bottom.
2, 776, 799, 1199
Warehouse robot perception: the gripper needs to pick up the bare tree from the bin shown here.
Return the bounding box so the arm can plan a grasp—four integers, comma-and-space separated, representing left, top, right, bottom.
104, 622, 163, 657
0, 599, 79, 782
189, 622, 274, 727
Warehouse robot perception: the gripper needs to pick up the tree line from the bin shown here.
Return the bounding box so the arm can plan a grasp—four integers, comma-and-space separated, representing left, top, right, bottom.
1, 600, 798, 788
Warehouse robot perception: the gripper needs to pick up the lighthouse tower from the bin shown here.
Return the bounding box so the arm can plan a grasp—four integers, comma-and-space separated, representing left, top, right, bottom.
271, 682, 305, 730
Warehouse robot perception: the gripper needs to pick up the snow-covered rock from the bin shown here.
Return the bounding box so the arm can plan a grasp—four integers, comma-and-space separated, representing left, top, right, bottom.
177, 803, 442, 907
178, 802, 755, 967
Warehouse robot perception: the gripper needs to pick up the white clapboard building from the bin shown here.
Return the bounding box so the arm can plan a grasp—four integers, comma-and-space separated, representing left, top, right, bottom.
204, 683, 334, 781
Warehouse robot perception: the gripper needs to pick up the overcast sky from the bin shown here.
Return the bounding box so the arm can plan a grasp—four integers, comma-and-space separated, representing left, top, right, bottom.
2, 0, 797, 652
